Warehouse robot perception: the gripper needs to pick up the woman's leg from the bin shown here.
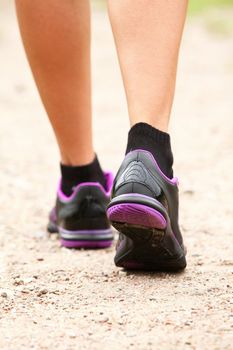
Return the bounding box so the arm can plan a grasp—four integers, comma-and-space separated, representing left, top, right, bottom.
15, 0, 93, 166
108, 0, 187, 132
15, 1, 113, 250
107, 1, 188, 270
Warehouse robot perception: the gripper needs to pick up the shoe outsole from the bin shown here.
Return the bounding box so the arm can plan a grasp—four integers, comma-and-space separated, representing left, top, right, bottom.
60, 238, 113, 249
107, 200, 186, 271
47, 222, 113, 249
59, 227, 114, 249
107, 203, 166, 229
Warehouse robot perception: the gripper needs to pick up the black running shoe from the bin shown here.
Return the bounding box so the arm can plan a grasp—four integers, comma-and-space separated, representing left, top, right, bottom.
47, 172, 114, 248
107, 149, 186, 271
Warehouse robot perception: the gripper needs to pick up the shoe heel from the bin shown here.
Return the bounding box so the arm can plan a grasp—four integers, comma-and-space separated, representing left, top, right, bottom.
107, 202, 186, 271
107, 203, 167, 229
59, 227, 114, 249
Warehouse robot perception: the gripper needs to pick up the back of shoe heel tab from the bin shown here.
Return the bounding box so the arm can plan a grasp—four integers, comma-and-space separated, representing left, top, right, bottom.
113, 157, 162, 198
58, 186, 109, 221
123, 149, 159, 171
131, 149, 179, 186
58, 181, 110, 206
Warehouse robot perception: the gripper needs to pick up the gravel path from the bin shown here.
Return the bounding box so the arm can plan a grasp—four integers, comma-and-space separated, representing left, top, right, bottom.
0, 2, 233, 349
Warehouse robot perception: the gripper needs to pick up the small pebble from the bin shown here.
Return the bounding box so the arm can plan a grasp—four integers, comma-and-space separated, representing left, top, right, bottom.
13, 278, 24, 286
37, 257, 44, 262
37, 289, 48, 297
1, 292, 7, 298
118, 271, 126, 276
21, 289, 30, 294
98, 316, 109, 323
68, 332, 77, 339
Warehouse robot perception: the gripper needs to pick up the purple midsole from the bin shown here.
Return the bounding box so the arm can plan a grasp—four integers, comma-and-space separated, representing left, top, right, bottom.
107, 202, 166, 229
61, 239, 112, 248
58, 227, 113, 242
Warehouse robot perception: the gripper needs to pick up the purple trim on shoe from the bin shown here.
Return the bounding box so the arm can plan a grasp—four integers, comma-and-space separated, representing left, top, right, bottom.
61, 239, 113, 249
126, 149, 178, 186
104, 171, 114, 196
107, 203, 166, 229
57, 171, 114, 202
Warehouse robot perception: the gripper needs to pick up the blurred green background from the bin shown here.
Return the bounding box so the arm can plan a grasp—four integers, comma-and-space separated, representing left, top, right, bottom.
94, 0, 233, 36
188, 0, 233, 14
188, 0, 233, 36
94, 0, 233, 14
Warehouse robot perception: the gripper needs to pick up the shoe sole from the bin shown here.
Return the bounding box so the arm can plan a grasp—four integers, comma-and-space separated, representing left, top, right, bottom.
47, 222, 113, 249
59, 227, 113, 249
107, 194, 186, 271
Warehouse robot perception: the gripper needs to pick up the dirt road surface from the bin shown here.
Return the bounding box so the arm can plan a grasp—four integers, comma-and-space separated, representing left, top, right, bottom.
0, 2, 233, 349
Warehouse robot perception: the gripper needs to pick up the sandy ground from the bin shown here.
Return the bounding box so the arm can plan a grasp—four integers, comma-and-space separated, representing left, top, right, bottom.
0, 2, 233, 349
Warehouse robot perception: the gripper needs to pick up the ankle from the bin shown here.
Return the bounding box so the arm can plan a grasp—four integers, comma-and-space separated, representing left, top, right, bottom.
60, 154, 106, 196
125, 122, 174, 178
60, 150, 95, 167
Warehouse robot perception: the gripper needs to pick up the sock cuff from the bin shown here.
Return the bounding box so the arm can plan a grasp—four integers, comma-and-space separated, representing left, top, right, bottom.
128, 122, 171, 145
60, 154, 101, 180
60, 154, 106, 195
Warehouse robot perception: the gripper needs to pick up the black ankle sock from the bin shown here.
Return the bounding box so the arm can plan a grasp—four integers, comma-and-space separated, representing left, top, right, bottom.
60, 155, 106, 196
125, 122, 174, 178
